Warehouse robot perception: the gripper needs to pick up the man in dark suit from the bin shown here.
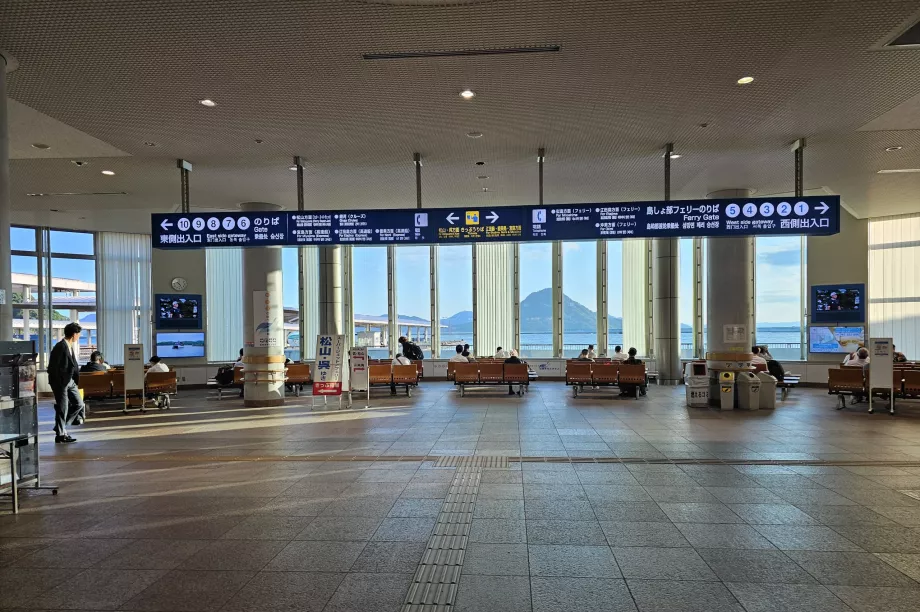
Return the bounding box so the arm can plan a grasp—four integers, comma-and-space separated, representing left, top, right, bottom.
47, 322, 85, 443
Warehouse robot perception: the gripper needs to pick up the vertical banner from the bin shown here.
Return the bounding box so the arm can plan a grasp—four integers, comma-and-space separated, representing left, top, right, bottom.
253, 290, 282, 348
124, 344, 145, 392
313, 334, 346, 395
350, 346, 369, 392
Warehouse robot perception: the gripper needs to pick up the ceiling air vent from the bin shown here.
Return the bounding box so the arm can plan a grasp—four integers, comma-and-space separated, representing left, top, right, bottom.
888, 19, 920, 47
363, 45, 560, 60
26, 191, 128, 197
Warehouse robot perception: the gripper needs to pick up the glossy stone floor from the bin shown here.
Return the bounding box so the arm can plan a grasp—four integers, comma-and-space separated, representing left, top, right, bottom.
2, 383, 920, 612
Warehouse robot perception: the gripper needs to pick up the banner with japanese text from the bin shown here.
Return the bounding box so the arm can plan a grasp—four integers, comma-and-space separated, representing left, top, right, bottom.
313, 334, 346, 395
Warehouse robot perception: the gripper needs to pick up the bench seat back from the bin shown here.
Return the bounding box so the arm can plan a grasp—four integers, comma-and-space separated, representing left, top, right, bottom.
566, 362, 593, 384
503, 363, 529, 384
618, 364, 646, 385
592, 363, 619, 384
454, 362, 479, 383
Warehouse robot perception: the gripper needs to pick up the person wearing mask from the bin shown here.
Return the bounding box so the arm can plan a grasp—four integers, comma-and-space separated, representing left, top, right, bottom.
751, 346, 767, 366
47, 322, 85, 443
390, 353, 411, 395
449, 344, 469, 363
504, 349, 524, 395
621, 348, 647, 397
587, 344, 597, 359
146, 356, 169, 377
398, 336, 424, 361
80, 351, 108, 373
611, 345, 627, 361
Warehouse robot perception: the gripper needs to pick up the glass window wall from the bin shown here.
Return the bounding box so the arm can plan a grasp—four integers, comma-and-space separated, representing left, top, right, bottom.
562, 241, 597, 357
352, 246, 389, 359
396, 246, 432, 355
607, 240, 624, 355
438, 245, 473, 356
755, 236, 803, 360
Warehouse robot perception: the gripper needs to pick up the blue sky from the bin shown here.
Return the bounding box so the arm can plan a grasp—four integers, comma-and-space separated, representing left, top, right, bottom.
279, 237, 803, 325
13, 228, 802, 327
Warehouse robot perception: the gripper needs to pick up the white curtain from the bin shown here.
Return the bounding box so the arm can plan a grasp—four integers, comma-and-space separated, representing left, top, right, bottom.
622, 238, 648, 355
206, 248, 243, 362
474, 243, 515, 353
97, 232, 152, 362
869, 213, 920, 358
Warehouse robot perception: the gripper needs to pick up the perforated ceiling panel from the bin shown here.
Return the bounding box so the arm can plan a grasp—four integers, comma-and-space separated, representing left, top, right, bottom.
2, 0, 920, 231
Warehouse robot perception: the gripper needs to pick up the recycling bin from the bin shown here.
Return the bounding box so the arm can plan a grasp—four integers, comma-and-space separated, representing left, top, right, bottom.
711, 371, 735, 410
736, 371, 761, 410
756, 372, 777, 409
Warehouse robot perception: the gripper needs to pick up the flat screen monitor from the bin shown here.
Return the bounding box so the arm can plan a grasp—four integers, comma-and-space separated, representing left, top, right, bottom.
155, 294, 202, 329
154, 332, 205, 359
808, 326, 865, 354
811, 284, 864, 323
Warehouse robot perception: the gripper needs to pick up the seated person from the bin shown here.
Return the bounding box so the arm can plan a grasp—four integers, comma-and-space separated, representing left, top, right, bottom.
234, 348, 245, 369
80, 351, 108, 373
462, 349, 476, 362
390, 353, 411, 395
587, 344, 597, 359
611, 345, 627, 361
893, 345, 907, 363
846, 347, 870, 367
146, 356, 169, 377
621, 348, 647, 397
576, 349, 594, 361
751, 346, 767, 366
494, 346, 509, 359
448, 344, 469, 363
759, 345, 774, 360
504, 349, 523, 395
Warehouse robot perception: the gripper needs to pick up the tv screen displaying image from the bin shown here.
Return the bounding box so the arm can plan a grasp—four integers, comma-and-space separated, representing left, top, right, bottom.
154, 332, 205, 359
811, 284, 864, 323
155, 294, 202, 329
808, 326, 865, 354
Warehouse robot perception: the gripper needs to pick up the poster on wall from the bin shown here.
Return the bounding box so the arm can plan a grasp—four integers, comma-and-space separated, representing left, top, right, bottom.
252, 291, 282, 348
313, 335, 346, 396
723, 324, 747, 344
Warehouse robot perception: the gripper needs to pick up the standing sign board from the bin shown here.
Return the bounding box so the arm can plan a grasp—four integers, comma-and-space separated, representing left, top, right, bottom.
123, 344, 145, 407
253, 291, 282, 348
350, 347, 369, 392
869, 337, 894, 414
313, 335, 346, 396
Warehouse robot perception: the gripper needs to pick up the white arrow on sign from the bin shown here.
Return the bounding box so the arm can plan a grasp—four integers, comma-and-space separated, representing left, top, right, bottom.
816, 201, 829, 214
486, 211, 499, 224
446, 213, 459, 225
160, 219, 173, 231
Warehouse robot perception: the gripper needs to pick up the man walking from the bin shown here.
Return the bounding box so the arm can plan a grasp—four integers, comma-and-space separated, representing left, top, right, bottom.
47, 322, 85, 443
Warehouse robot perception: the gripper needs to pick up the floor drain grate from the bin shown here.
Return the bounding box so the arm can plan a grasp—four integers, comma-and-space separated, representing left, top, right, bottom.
434, 456, 509, 468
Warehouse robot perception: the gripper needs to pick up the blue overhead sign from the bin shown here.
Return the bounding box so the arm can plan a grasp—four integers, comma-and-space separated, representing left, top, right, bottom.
152, 195, 840, 249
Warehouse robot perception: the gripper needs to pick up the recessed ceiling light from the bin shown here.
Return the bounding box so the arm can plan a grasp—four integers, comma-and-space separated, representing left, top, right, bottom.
466, 132, 483, 138
31, 143, 51, 149
877, 168, 920, 174
885, 146, 903, 152
289, 166, 298, 171
254, 139, 264, 144
477, 175, 489, 180
481, 187, 490, 192
101, 170, 115, 176
670, 153, 682, 159
737, 76, 754, 85
198, 99, 217, 107
459, 89, 476, 99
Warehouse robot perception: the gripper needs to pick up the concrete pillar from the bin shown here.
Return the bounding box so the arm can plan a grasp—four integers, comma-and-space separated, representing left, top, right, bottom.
241, 202, 285, 407
653, 238, 681, 384
706, 189, 755, 370
22, 285, 30, 341
318, 246, 343, 336
0, 53, 14, 341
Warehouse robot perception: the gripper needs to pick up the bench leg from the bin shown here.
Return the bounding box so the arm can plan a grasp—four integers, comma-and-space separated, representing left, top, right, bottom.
459, 385, 464, 397
573, 386, 578, 398
406, 385, 411, 397
836, 395, 845, 410
781, 387, 788, 401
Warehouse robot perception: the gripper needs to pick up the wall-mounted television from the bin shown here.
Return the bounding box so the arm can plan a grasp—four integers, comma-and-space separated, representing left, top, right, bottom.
154, 332, 205, 359
808, 326, 866, 354
155, 294, 202, 329
811, 284, 864, 323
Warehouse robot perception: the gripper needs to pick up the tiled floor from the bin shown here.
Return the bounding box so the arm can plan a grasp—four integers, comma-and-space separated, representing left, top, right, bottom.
2, 382, 920, 611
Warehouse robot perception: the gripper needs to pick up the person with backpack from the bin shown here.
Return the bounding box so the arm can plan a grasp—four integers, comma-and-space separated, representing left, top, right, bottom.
398, 336, 424, 361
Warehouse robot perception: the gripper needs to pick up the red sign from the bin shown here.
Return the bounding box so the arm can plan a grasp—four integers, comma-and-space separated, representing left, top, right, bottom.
312, 381, 343, 395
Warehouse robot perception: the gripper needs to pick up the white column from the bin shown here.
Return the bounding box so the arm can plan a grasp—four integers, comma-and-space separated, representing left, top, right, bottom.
0, 53, 14, 340
653, 238, 681, 384
622, 239, 648, 355
596, 241, 608, 356
342, 246, 354, 346
21, 285, 31, 341
318, 246, 342, 336
299, 246, 319, 359
552, 241, 563, 357
241, 202, 285, 407
387, 245, 398, 355
706, 189, 755, 369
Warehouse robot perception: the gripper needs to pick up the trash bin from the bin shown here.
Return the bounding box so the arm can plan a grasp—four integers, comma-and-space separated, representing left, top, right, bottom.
713, 371, 735, 410
684, 362, 709, 408
736, 372, 761, 410
757, 372, 777, 409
